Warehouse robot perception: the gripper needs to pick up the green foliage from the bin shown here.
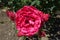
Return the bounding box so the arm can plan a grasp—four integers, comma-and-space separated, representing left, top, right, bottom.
0, 0, 60, 14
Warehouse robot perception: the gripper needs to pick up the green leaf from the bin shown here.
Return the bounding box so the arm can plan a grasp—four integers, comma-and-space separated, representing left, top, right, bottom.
31, 1, 36, 5
36, 1, 40, 6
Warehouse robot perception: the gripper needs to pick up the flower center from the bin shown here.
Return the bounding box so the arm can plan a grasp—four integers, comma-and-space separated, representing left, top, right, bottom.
25, 20, 29, 24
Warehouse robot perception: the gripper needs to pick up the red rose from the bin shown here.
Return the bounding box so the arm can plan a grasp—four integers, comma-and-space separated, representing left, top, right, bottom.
6, 6, 50, 37
6, 10, 15, 21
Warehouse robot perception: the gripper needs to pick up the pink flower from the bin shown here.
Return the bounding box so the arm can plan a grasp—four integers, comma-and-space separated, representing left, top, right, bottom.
6, 6, 50, 37
6, 10, 15, 21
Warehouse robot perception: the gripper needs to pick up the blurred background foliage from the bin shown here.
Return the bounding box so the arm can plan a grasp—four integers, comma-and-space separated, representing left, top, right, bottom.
0, 0, 60, 40
0, 0, 60, 13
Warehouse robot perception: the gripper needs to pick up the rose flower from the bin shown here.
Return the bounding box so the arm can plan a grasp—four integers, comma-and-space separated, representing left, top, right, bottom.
6, 6, 50, 37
